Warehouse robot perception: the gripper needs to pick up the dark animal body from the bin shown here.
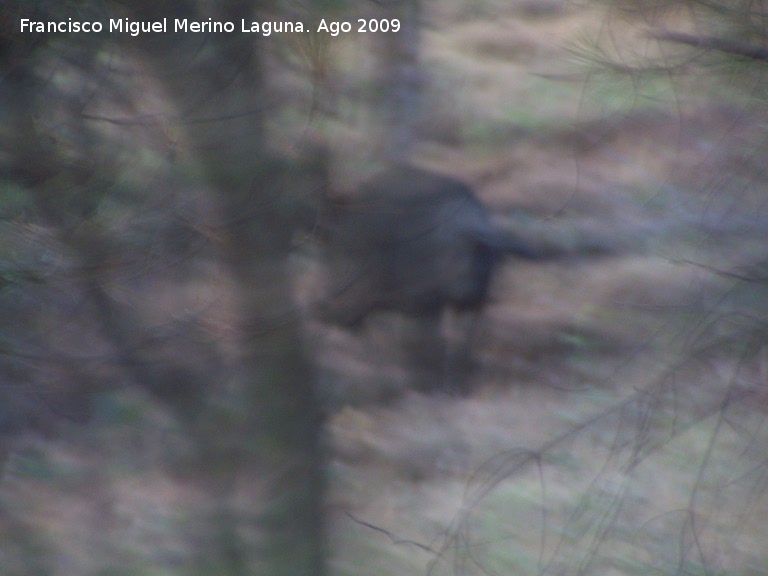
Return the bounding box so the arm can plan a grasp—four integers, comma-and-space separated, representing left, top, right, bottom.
318, 165, 544, 394
320, 166, 541, 324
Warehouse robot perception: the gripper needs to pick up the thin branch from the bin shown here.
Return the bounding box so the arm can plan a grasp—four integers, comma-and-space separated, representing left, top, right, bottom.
651, 29, 768, 62
345, 512, 436, 554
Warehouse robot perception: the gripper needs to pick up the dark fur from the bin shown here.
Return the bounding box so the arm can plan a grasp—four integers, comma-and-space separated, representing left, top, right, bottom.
316, 165, 544, 395
320, 165, 540, 326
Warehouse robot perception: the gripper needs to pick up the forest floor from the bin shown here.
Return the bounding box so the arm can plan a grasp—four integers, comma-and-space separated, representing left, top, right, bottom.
313, 3, 768, 575
3, 2, 768, 575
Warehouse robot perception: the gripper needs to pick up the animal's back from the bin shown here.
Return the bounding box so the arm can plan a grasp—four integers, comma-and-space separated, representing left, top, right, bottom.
321, 165, 504, 324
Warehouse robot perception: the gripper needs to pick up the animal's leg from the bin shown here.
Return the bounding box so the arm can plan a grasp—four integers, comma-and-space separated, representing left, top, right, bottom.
399, 312, 447, 393
442, 308, 483, 395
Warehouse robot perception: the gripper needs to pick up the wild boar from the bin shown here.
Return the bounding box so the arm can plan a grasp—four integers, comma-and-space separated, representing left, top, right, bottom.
317, 165, 544, 394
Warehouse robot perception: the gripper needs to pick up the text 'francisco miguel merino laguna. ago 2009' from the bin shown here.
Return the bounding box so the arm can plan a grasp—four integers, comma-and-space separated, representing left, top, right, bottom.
19, 17, 401, 37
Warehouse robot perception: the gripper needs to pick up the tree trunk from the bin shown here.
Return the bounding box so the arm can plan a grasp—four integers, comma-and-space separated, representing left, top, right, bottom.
126, 2, 326, 574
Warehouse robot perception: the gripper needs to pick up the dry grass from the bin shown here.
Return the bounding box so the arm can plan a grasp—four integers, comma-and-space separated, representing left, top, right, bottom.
4, 2, 768, 575
311, 3, 768, 576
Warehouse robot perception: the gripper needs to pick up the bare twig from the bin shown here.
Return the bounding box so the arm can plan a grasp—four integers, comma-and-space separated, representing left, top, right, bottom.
651, 29, 768, 62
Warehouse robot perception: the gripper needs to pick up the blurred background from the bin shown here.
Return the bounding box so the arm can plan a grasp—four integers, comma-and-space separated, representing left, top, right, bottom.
2, 1, 768, 575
